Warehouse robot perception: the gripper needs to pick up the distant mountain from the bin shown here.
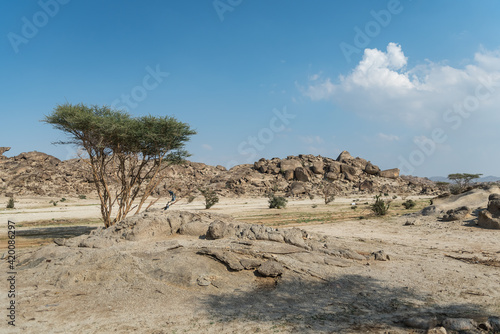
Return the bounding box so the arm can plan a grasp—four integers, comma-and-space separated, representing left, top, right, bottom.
428, 175, 500, 183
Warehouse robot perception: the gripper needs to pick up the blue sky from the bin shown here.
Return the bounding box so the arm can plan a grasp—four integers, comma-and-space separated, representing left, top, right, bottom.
1, 0, 500, 177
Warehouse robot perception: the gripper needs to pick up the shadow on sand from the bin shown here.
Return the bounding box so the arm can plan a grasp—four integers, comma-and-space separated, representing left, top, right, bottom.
201, 274, 488, 333
17, 225, 98, 239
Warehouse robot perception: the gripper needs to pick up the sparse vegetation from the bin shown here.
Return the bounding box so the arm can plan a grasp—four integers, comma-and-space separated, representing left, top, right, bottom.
187, 195, 196, 204
50, 200, 58, 206
60, 197, 67, 202
402, 199, 416, 209
78, 194, 87, 200
6, 197, 15, 209
371, 194, 390, 216
268, 194, 287, 209
199, 188, 219, 209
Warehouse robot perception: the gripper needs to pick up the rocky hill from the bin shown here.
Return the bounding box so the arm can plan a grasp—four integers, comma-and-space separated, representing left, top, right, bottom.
0, 147, 439, 198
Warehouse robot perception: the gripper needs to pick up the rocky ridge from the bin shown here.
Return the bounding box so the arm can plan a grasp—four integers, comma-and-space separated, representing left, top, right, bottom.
0, 147, 439, 198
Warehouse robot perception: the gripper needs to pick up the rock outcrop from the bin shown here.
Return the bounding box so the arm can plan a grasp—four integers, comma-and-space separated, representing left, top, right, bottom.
0, 148, 439, 198
478, 193, 500, 229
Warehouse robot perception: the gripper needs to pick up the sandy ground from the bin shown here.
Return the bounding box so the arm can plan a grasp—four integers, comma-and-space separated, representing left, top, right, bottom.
1, 194, 499, 333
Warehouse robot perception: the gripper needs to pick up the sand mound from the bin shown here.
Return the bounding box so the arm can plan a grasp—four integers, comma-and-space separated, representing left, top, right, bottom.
421, 185, 500, 216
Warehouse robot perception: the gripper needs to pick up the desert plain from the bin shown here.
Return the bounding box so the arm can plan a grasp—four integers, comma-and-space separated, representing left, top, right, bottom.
1, 186, 500, 334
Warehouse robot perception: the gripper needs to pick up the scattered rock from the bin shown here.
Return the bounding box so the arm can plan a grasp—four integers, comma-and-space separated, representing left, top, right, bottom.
257, 260, 284, 277
488, 316, 500, 331
441, 318, 477, 331
239, 258, 263, 270
427, 326, 447, 334
197, 248, 244, 271
403, 316, 438, 329
477, 194, 500, 229
441, 206, 471, 221
197, 276, 211, 286
359, 180, 373, 191
371, 250, 390, 261
206, 220, 236, 240
290, 182, 306, 196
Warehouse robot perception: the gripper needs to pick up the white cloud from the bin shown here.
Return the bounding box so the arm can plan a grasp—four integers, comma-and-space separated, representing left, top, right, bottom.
378, 133, 399, 141
301, 43, 500, 128
308, 72, 322, 81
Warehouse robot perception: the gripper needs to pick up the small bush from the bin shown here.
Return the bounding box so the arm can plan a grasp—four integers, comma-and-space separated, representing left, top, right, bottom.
78, 194, 87, 200
268, 194, 287, 209
351, 205, 357, 210
371, 194, 390, 216
187, 195, 196, 204
383, 193, 389, 197
60, 198, 67, 202
6, 197, 15, 209
392, 195, 398, 199
50, 200, 58, 206
199, 188, 219, 209
312, 204, 318, 208
402, 199, 416, 209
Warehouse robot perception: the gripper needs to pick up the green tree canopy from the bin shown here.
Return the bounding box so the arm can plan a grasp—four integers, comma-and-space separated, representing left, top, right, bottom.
447, 173, 483, 193
43, 103, 196, 227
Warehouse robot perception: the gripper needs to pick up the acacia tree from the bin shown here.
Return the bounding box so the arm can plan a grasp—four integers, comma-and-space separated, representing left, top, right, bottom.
44, 103, 196, 227
448, 173, 482, 193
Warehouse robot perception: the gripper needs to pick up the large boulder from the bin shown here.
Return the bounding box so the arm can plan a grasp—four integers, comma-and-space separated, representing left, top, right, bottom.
359, 180, 374, 192
341, 164, 361, 176
336, 150, 353, 163
294, 167, 310, 182
327, 161, 342, 174
478, 194, 500, 229
290, 181, 306, 195
283, 170, 294, 181
311, 161, 324, 174
279, 159, 302, 173
487, 193, 500, 216
379, 168, 400, 179
0, 147, 10, 157
442, 206, 471, 221
324, 172, 339, 181
364, 162, 380, 175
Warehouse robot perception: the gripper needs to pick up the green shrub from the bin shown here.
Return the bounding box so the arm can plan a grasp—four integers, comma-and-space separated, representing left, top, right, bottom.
199, 188, 219, 209
402, 199, 416, 209
78, 194, 87, 200
187, 195, 196, 204
268, 194, 287, 209
60, 198, 67, 202
371, 194, 390, 216
6, 197, 15, 209
50, 200, 58, 206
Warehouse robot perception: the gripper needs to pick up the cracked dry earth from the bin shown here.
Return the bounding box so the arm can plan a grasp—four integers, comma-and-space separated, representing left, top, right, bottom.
2, 202, 500, 334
